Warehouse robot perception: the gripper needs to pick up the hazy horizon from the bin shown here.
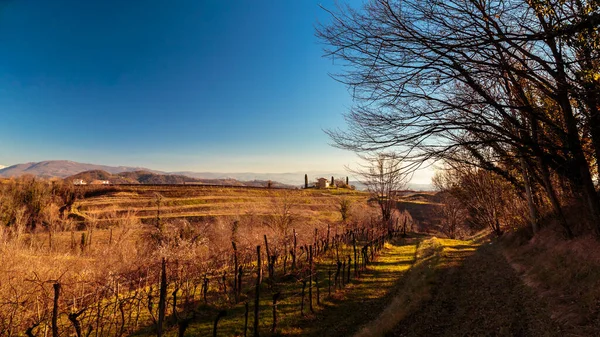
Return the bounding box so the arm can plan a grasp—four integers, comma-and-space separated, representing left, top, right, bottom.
0, 159, 435, 185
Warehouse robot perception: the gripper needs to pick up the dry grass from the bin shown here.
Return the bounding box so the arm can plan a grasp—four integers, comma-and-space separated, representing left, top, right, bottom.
0, 185, 370, 336
72, 186, 366, 225
353, 236, 478, 337
502, 227, 600, 335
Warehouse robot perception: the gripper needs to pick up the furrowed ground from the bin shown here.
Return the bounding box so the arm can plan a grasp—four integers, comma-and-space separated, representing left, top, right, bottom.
71, 185, 366, 224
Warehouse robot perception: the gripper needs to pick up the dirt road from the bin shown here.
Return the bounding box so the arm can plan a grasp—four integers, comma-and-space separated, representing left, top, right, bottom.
388, 242, 561, 337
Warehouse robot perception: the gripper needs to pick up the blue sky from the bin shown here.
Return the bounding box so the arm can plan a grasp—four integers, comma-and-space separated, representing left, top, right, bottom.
0, 1, 433, 183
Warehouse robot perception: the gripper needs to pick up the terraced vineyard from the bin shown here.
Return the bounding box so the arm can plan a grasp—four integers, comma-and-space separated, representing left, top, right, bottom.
70, 185, 367, 225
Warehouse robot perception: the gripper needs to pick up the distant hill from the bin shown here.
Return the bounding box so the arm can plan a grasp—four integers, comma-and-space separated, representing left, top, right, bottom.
0, 160, 432, 190
172, 171, 351, 187
0, 160, 157, 178
64, 170, 294, 188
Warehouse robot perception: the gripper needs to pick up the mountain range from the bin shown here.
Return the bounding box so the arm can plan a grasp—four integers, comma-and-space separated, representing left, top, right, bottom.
0, 160, 433, 190
64, 169, 293, 188
0, 160, 158, 178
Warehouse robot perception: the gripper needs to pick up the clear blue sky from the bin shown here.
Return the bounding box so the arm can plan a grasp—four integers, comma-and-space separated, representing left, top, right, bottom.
0, 1, 433, 183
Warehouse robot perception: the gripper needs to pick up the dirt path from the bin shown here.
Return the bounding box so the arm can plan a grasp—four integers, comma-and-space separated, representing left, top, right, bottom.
387, 242, 561, 337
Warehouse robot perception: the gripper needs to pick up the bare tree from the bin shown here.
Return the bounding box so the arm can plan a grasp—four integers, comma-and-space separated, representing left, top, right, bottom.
318, 0, 600, 236
338, 197, 352, 222
433, 170, 467, 239
267, 191, 295, 244
354, 153, 407, 230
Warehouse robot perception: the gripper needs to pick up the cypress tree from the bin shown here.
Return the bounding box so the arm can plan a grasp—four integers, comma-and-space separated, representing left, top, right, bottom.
305, 174, 308, 189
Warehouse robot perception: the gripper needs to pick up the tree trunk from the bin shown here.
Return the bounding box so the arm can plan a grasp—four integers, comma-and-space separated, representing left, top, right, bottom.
520, 155, 538, 234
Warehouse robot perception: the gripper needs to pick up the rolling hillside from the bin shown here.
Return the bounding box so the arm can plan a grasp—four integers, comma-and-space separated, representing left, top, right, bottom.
64, 170, 294, 188
0, 160, 156, 178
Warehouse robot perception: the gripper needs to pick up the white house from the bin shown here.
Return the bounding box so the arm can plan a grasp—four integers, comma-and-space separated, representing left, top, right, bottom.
73, 179, 87, 185
316, 177, 330, 189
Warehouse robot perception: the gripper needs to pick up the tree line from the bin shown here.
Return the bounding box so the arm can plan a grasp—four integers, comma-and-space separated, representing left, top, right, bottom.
319, 0, 600, 238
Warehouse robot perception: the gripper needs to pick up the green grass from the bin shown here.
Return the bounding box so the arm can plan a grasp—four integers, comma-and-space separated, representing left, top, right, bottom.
353, 236, 480, 337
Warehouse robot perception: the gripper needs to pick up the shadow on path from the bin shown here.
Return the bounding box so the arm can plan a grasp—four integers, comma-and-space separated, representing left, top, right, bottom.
388, 242, 561, 337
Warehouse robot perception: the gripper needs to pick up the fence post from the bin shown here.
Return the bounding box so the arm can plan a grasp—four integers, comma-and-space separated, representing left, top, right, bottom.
336, 260, 342, 290
213, 310, 227, 337
244, 302, 249, 337
238, 266, 243, 302
315, 271, 321, 306
300, 280, 306, 315
309, 245, 314, 312
326, 223, 330, 252
272, 292, 281, 334
203, 275, 209, 304
254, 245, 261, 337
347, 256, 352, 284
158, 258, 167, 337
341, 260, 346, 287
353, 233, 358, 277
292, 229, 297, 271
283, 241, 288, 275
233, 242, 239, 303
264, 235, 270, 278
52, 283, 60, 337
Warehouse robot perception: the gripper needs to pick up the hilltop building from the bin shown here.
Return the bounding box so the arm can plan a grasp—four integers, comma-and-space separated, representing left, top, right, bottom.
73, 179, 87, 185
90, 180, 110, 185
316, 177, 330, 189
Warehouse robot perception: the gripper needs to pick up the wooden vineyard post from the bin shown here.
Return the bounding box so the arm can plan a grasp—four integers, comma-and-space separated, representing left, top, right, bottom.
244, 302, 249, 337
335, 260, 342, 290
269, 255, 276, 285
283, 241, 288, 275
272, 292, 281, 334
300, 280, 307, 315
371, 242, 375, 261
222, 271, 228, 298
254, 245, 261, 337
353, 233, 358, 277
309, 245, 314, 313
347, 256, 352, 284
264, 235, 271, 283
52, 283, 60, 337
292, 229, 297, 271
213, 310, 226, 337
172, 287, 179, 322
233, 242, 239, 303
237, 266, 243, 302
203, 275, 209, 304
158, 258, 167, 337
341, 260, 346, 287
326, 223, 330, 252
80, 232, 86, 254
